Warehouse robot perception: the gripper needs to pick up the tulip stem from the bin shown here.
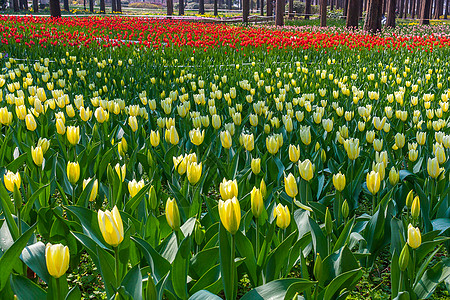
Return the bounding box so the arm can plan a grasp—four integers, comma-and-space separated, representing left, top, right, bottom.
56, 277, 62, 300
231, 233, 236, 300
372, 194, 376, 215
114, 246, 120, 288
255, 217, 260, 259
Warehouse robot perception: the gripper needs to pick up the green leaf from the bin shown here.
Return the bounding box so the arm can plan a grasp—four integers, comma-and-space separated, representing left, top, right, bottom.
235, 230, 258, 286
121, 264, 143, 300
190, 247, 219, 280
0, 192, 19, 241
21, 183, 51, 221
0, 223, 37, 290
96, 245, 116, 299
323, 268, 363, 300
414, 258, 450, 299
284, 279, 317, 300
189, 290, 222, 300
65, 286, 81, 300
20, 241, 51, 284
171, 234, 191, 300
124, 183, 151, 213
189, 264, 221, 295
308, 218, 327, 259
332, 217, 355, 252
131, 236, 171, 282
10, 274, 47, 299
65, 206, 108, 249
265, 230, 298, 282
241, 278, 304, 300
219, 223, 234, 300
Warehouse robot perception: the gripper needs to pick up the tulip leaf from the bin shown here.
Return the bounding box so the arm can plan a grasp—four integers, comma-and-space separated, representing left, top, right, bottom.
265, 230, 298, 282
121, 264, 143, 300
0, 223, 37, 290
235, 230, 258, 286
65, 286, 81, 300
332, 217, 355, 253
96, 245, 116, 299
189, 264, 221, 295
20, 241, 51, 284
283, 279, 317, 300
10, 274, 47, 299
240, 278, 304, 300
21, 182, 51, 221
124, 183, 151, 213
0, 190, 19, 241
308, 217, 327, 259
219, 223, 235, 300
190, 246, 219, 280
131, 236, 171, 282
189, 290, 222, 300
414, 258, 450, 299
171, 234, 191, 300
323, 268, 363, 300
320, 246, 359, 287
431, 218, 450, 235
65, 205, 108, 249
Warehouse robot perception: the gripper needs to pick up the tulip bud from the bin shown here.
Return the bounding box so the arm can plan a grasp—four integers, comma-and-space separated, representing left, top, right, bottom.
411, 196, 420, 219
146, 274, 157, 300
45, 243, 70, 278
399, 243, 410, 272
83, 178, 98, 202
115, 163, 126, 182
299, 159, 314, 181
407, 224, 421, 249
150, 130, 160, 147
148, 185, 158, 210
313, 253, 322, 280
325, 207, 333, 235
165, 198, 181, 231
194, 220, 205, 245
66, 161, 80, 184
284, 173, 298, 198
332, 172, 346, 192
406, 190, 414, 208
251, 187, 264, 218
260, 178, 267, 199
389, 167, 399, 186
251, 158, 261, 175
218, 197, 241, 234
66, 126, 80, 145
341, 200, 349, 219
25, 114, 37, 131
31, 146, 44, 167
366, 171, 381, 195
187, 162, 202, 185
427, 157, 441, 179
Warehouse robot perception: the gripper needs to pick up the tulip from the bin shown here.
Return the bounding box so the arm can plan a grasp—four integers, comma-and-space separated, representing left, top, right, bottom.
31, 146, 44, 167
242, 133, 254, 152
325, 207, 333, 235
284, 173, 298, 198
251, 158, 261, 174
220, 178, 238, 200
299, 159, 314, 181
333, 172, 346, 192
366, 171, 381, 195
341, 200, 349, 219
212, 114, 221, 129
260, 178, 267, 199
344, 138, 360, 160
313, 253, 322, 281
128, 179, 145, 198
150, 130, 160, 147
118, 137, 128, 157
289, 144, 300, 162
115, 163, 126, 182
80, 106, 92, 121
4, 170, 21, 192
266, 136, 279, 154
218, 197, 241, 234
411, 196, 420, 219
394, 133, 405, 149
45, 243, 70, 279
67, 161, 80, 184
187, 162, 202, 185
427, 157, 441, 179
25, 114, 37, 131
273, 203, 290, 229
95, 107, 109, 123
98, 206, 124, 247
220, 130, 232, 149
189, 128, 205, 146
83, 178, 99, 202
66, 126, 80, 145
389, 167, 399, 186
166, 126, 179, 145
399, 243, 410, 272
165, 198, 181, 231
407, 224, 421, 249
56, 118, 66, 135
300, 126, 311, 145
406, 190, 414, 208
0, 107, 12, 125
128, 116, 138, 132
251, 187, 264, 218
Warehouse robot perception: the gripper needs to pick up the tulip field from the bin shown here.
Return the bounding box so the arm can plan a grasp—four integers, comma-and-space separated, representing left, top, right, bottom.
1, 15, 450, 299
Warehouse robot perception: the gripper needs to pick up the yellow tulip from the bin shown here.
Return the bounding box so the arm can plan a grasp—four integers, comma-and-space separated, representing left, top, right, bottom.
4, 170, 21, 192
150, 130, 160, 147
284, 173, 298, 198
83, 178, 98, 202
266, 135, 279, 154
407, 224, 421, 249
395, 133, 405, 149
80, 106, 92, 121
0, 107, 13, 125
56, 118, 66, 135
427, 157, 441, 179
45, 243, 70, 279
128, 116, 138, 132
344, 138, 360, 160
332, 172, 346, 192
165, 198, 181, 231
242, 133, 254, 152
128, 179, 145, 198
115, 163, 126, 182
220, 130, 232, 149
406, 190, 414, 207
251, 187, 264, 218
289, 144, 300, 162
273, 203, 290, 229
25, 114, 37, 131
300, 126, 311, 145
389, 167, 399, 186
118, 137, 128, 157
31, 146, 44, 166
251, 158, 261, 174
66, 126, 80, 145
220, 178, 238, 200
299, 159, 314, 181
218, 197, 241, 235
38, 137, 50, 154
67, 161, 80, 184
187, 162, 202, 185
95, 107, 109, 123
166, 126, 179, 145
189, 128, 205, 146
98, 206, 124, 247
366, 171, 381, 195
411, 196, 420, 219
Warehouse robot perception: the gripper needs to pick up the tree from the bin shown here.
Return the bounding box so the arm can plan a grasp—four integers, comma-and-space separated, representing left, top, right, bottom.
64, 0, 69, 11
49, 0, 61, 17
260, 0, 264, 15
386, 0, 396, 27
199, 0, 205, 14
33, 0, 39, 12
346, 0, 360, 28
89, 0, 94, 12
364, 0, 382, 32
100, 0, 105, 13
214, 0, 218, 15
117, 0, 122, 12
179, 0, 184, 15
305, 0, 311, 19
267, 0, 273, 16
275, 0, 284, 25
288, 0, 293, 19
243, 0, 250, 22
167, 0, 173, 15
320, 0, 326, 26
420, 0, 432, 24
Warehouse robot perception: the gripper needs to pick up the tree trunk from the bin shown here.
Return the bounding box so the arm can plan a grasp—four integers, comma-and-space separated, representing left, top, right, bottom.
411, 0, 415, 18
420, 0, 432, 23
228, 0, 232, 10
320, 0, 327, 25
343, 0, 348, 15
199, 0, 205, 13
12, 0, 19, 11
33, 0, 38, 12
49, 0, 61, 16
403, 0, 408, 17
260, 0, 264, 15
167, 0, 173, 14
305, 0, 311, 18
112, 0, 116, 12
89, 0, 93, 12
243, 0, 250, 22
275, 0, 284, 24
100, 0, 105, 12
267, 0, 272, 15
331, 0, 334, 10
288, 0, 293, 18
446, 0, 449, 18
179, 0, 184, 14
399, 0, 404, 17
214, 0, 218, 15
117, 0, 121, 12
346, 0, 360, 28
364, 0, 382, 32
64, 0, 69, 11
386, 0, 396, 26
434, 0, 442, 18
